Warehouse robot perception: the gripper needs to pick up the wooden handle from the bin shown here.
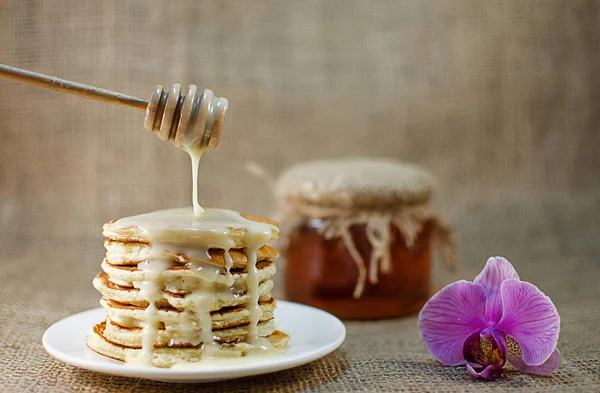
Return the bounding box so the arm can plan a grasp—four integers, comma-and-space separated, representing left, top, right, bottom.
0, 64, 229, 151
0, 64, 148, 111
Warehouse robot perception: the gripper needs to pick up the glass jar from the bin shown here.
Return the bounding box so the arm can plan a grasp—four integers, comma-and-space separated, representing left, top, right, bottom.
285, 218, 432, 319
276, 159, 455, 320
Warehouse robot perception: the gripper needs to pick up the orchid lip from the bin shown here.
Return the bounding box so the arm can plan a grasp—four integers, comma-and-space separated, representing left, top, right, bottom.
466, 363, 502, 380
463, 329, 505, 370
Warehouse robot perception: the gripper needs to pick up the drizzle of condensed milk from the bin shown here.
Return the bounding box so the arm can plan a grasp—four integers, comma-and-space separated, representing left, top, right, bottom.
113, 207, 278, 366
171, 349, 283, 369
136, 259, 173, 364
183, 145, 206, 216
175, 90, 228, 216
109, 208, 274, 248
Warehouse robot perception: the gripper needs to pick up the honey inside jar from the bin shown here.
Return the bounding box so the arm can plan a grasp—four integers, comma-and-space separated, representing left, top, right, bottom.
276, 159, 455, 320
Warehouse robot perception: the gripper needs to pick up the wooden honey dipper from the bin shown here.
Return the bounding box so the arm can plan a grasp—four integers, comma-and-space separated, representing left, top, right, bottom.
0, 64, 228, 150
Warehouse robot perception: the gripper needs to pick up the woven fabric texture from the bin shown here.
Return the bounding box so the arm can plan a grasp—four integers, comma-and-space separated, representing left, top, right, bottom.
1, 1, 599, 392
275, 159, 436, 209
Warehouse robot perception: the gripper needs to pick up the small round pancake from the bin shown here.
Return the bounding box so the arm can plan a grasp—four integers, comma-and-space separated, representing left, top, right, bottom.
240, 213, 279, 228
102, 208, 280, 246
102, 318, 277, 348
87, 322, 203, 367
87, 321, 289, 368
93, 272, 274, 310
101, 297, 276, 329
100, 259, 276, 290
105, 241, 279, 267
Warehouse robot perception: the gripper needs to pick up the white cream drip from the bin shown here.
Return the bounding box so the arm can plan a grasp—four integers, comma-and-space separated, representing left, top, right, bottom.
110, 207, 274, 248
244, 245, 262, 343
177, 91, 228, 216
183, 259, 225, 283
133, 260, 173, 365
183, 145, 206, 216
113, 207, 278, 366
171, 349, 283, 369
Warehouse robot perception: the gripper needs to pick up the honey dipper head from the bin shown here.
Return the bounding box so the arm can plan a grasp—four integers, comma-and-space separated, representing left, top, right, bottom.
144, 84, 228, 151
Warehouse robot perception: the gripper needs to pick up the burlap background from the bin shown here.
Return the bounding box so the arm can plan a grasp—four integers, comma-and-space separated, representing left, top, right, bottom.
1, 1, 599, 392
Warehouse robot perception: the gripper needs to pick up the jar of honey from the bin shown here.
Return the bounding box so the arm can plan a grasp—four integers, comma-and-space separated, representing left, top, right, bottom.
275, 159, 456, 319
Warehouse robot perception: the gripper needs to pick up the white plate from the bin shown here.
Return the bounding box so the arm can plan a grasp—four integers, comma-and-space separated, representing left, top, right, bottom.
43, 301, 346, 383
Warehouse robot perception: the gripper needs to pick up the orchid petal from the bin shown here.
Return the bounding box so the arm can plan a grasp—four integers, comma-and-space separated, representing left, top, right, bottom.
473, 256, 520, 325
462, 331, 484, 365
495, 330, 560, 374
507, 339, 561, 375
419, 280, 487, 366
466, 363, 502, 380
497, 279, 560, 366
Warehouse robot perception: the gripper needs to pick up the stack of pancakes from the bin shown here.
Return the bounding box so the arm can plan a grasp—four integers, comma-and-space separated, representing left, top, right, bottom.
86, 210, 289, 367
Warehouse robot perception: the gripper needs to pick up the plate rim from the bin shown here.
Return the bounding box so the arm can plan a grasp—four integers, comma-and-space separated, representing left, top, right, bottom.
42, 300, 346, 381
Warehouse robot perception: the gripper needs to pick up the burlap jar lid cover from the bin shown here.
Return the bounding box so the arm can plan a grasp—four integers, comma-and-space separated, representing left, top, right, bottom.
276, 159, 456, 298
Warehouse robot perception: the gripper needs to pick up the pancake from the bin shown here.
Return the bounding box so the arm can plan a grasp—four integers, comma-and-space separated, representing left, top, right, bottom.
102, 209, 280, 246
101, 297, 276, 329
87, 321, 289, 368
105, 241, 279, 267
93, 272, 274, 310
91, 208, 288, 367
102, 318, 277, 348
100, 259, 276, 290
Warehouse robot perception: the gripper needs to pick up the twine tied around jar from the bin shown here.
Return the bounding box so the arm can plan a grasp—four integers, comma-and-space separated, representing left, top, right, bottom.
281, 204, 457, 299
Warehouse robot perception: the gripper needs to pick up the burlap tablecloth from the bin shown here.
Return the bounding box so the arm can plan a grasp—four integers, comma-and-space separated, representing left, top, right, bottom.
1, 1, 599, 392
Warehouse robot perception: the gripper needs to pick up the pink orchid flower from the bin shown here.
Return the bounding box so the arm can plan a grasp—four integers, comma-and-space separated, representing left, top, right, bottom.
418, 257, 560, 380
